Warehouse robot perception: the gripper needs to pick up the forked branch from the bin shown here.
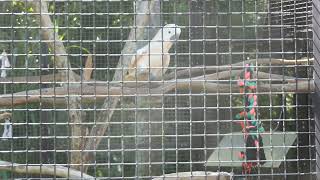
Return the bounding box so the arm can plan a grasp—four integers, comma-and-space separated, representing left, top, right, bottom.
30, 0, 84, 170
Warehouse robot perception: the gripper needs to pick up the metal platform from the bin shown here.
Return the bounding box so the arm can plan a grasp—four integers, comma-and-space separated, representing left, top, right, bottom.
206, 132, 297, 168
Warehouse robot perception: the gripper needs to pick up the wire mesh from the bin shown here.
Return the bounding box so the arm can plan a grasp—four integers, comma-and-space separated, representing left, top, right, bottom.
0, 0, 314, 179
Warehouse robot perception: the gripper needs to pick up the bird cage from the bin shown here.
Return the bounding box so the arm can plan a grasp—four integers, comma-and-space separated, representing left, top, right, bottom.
0, 0, 316, 180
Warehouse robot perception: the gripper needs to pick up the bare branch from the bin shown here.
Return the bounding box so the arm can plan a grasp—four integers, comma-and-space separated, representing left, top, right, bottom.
1, 57, 308, 84
0, 68, 311, 107
31, 2, 68, 70
165, 57, 313, 80
0, 160, 93, 179
0, 72, 67, 84
240, 57, 313, 65
83, 55, 93, 80
30, 1, 84, 169
191, 70, 298, 83
152, 171, 232, 180
0, 79, 313, 107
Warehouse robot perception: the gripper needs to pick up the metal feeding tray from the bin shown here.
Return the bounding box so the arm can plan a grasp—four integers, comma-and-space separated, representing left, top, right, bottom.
206, 132, 297, 168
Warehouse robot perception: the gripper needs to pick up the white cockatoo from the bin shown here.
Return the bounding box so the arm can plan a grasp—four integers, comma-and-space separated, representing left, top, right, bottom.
125, 24, 181, 81
0, 51, 10, 78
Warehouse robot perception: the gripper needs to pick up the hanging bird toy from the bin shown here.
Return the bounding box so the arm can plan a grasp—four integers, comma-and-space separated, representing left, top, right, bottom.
235, 64, 266, 174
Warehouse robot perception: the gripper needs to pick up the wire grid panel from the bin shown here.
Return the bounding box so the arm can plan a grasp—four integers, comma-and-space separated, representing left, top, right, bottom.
0, 0, 314, 180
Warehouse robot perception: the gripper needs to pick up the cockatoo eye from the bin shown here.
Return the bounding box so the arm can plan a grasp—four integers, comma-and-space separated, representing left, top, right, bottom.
168, 31, 171, 34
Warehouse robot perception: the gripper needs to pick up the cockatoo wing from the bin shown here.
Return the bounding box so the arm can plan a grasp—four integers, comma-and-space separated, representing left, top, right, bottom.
125, 47, 173, 81
154, 53, 170, 78
125, 46, 150, 81
127, 46, 148, 71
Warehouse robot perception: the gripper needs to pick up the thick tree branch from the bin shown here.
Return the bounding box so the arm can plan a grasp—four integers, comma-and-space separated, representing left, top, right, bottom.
0, 69, 312, 107
152, 171, 232, 180
30, 1, 84, 170
0, 72, 67, 84
1, 57, 310, 84
0, 79, 313, 107
0, 160, 93, 179
164, 57, 313, 80
81, 1, 158, 170
191, 70, 298, 83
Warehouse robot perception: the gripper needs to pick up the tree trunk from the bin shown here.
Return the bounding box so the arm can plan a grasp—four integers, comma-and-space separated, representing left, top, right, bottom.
135, 1, 162, 177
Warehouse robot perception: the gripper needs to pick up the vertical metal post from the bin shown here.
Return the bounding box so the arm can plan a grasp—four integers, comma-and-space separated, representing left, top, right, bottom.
313, 0, 320, 178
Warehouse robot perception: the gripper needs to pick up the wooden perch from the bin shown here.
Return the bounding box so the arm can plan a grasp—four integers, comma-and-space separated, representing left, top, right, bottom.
191, 70, 298, 83
0, 72, 68, 84
165, 57, 313, 80
239, 57, 313, 65
0, 57, 310, 84
0, 69, 312, 107
152, 171, 232, 180
0, 79, 313, 107
0, 160, 93, 179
